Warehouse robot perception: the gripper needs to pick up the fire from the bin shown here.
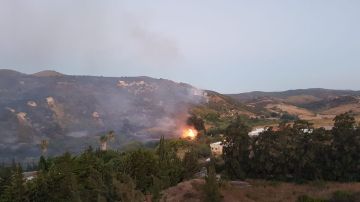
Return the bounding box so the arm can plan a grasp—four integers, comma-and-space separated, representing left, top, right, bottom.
182, 128, 198, 140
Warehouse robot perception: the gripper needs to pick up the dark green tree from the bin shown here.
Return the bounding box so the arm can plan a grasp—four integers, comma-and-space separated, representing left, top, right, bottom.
1, 164, 26, 202
119, 149, 159, 192
331, 112, 360, 181
182, 149, 199, 179
223, 117, 251, 179
203, 161, 220, 202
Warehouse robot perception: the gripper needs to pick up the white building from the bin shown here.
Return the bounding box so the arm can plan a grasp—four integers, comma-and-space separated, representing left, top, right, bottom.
210, 142, 223, 157
248, 128, 266, 136
23, 171, 38, 182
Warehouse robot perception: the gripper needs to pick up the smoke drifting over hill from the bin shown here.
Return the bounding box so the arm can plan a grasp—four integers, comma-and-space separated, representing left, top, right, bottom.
0, 70, 207, 161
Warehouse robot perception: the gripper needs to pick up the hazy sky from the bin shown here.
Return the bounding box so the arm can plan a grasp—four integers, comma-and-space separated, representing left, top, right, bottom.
1, 1, 359, 93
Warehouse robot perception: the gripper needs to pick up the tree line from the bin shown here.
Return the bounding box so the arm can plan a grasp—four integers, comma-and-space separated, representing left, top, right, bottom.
0, 137, 203, 202
223, 112, 360, 182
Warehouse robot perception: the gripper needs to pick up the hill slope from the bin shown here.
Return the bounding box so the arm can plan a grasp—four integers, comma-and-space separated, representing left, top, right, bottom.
0, 70, 213, 161
229, 89, 360, 122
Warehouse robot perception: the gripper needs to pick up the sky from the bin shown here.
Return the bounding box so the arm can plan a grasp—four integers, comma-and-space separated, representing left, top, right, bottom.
0, 0, 359, 93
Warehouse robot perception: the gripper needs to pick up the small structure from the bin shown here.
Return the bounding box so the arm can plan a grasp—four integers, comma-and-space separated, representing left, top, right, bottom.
194, 167, 207, 178
210, 142, 223, 157
248, 128, 266, 136
27, 101, 37, 107
23, 171, 38, 182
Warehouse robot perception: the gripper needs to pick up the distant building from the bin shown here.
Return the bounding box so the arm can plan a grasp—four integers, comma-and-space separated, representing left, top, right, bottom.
210, 142, 223, 157
23, 171, 38, 182
248, 128, 266, 136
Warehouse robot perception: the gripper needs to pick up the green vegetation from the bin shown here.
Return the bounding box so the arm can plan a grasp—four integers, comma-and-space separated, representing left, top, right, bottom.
0, 137, 203, 202
280, 112, 299, 121
297, 195, 327, 202
203, 160, 221, 202
329, 190, 360, 202
297, 190, 360, 202
223, 112, 360, 182
1, 111, 360, 201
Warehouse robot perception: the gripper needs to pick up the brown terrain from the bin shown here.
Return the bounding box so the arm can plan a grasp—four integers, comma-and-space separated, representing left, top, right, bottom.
229, 89, 360, 128
161, 179, 360, 202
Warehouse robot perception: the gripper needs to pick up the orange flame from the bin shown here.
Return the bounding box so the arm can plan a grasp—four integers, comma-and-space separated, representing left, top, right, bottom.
182, 128, 198, 140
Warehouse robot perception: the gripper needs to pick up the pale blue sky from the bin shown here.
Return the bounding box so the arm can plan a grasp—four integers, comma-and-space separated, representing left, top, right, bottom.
0, 0, 359, 93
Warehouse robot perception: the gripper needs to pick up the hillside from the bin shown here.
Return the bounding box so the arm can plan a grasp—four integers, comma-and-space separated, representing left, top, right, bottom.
230, 88, 360, 101
2, 70, 360, 162
0, 70, 256, 162
229, 88, 360, 125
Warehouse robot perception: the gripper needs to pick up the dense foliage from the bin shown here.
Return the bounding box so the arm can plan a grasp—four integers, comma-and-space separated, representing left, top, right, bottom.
223, 112, 360, 182
2, 112, 360, 201
203, 161, 221, 202
297, 190, 360, 202
0, 138, 200, 202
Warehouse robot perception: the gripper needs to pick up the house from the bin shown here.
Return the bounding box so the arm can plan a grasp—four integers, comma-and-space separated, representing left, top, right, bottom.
210, 142, 223, 157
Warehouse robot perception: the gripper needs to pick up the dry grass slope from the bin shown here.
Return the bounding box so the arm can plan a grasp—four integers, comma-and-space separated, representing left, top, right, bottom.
161, 179, 360, 202
222, 180, 360, 202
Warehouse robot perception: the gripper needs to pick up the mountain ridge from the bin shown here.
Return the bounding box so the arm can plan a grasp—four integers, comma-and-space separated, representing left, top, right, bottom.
1, 69, 359, 161
229, 88, 360, 123
0, 69, 254, 161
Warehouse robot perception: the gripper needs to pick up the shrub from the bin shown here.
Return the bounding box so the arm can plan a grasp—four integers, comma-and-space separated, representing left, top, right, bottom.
297, 195, 326, 202
329, 191, 359, 202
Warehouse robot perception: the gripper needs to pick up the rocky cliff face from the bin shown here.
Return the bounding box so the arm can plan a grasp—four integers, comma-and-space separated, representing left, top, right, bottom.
0, 70, 207, 161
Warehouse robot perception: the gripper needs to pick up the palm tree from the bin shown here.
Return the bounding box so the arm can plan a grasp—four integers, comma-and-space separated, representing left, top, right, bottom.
40, 139, 49, 156
108, 130, 115, 141
100, 135, 108, 151
100, 130, 116, 151
107, 130, 115, 148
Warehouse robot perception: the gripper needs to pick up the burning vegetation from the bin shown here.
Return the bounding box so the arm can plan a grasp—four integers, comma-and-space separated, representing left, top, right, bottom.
182, 128, 198, 140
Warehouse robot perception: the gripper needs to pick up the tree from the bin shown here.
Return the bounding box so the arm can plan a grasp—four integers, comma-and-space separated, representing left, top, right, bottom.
112, 174, 144, 202
331, 112, 360, 181
39, 139, 49, 157
203, 161, 220, 202
27, 171, 50, 202
100, 135, 108, 151
100, 131, 116, 151
333, 112, 356, 130
156, 137, 184, 187
1, 164, 26, 202
107, 130, 116, 150
38, 156, 49, 172
150, 176, 163, 202
46, 153, 81, 201
157, 136, 166, 163
0, 165, 12, 196
222, 117, 251, 179
182, 149, 199, 179
119, 149, 159, 192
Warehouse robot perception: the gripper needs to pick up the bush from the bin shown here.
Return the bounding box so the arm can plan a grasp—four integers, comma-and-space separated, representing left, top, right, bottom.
203, 163, 221, 202
297, 195, 326, 202
309, 180, 327, 190
195, 143, 211, 158
280, 112, 299, 121
329, 191, 359, 202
